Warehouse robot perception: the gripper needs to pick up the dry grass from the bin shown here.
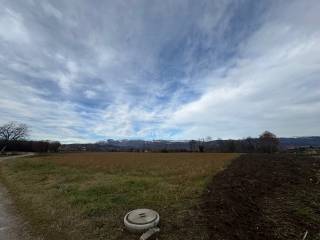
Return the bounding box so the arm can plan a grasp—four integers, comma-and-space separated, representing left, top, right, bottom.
0, 152, 239, 240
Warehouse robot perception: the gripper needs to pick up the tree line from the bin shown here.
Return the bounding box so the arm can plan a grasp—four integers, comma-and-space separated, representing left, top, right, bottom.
1, 122, 279, 153
0, 122, 60, 153
190, 131, 279, 153
61, 131, 280, 153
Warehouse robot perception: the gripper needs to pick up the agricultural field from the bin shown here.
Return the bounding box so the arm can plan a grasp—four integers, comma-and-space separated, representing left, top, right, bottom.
203, 154, 320, 240
0, 152, 239, 240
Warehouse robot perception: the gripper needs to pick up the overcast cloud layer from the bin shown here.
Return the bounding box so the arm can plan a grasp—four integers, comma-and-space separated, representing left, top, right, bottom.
0, 0, 319, 142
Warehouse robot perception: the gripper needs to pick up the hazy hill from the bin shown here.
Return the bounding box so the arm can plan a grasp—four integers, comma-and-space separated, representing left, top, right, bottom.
60, 137, 320, 152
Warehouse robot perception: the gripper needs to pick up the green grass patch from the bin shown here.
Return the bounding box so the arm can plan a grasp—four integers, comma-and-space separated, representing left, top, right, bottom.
0, 152, 238, 240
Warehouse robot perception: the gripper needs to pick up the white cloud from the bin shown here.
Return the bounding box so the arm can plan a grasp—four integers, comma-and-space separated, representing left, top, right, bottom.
165, 0, 320, 139
0, 8, 30, 43
41, 2, 63, 20
0, 0, 319, 142
84, 90, 96, 99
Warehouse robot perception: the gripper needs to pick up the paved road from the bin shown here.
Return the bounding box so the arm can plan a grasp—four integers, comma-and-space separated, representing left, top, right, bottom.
0, 153, 36, 240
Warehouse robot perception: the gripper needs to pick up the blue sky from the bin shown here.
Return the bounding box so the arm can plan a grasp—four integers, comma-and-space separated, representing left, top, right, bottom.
0, 0, 319, 143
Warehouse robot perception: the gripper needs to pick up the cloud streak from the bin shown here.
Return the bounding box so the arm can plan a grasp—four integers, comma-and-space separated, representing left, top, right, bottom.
0, 0, 319, 142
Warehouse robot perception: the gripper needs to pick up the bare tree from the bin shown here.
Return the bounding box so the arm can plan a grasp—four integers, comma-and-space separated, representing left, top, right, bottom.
48, 141, 61, 152
258, 131, 279, 153
205, 136, 212, 142
189, 140, 197, 152
198, 138, 205, 152
244, 137, 257, 152
0, 122, 29, 141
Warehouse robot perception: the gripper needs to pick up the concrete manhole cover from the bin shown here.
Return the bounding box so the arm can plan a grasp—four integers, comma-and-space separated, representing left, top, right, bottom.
124, 209, 160, 232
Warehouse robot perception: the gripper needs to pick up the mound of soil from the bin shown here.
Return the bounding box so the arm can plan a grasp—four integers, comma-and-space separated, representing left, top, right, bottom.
202, 154, 320, 240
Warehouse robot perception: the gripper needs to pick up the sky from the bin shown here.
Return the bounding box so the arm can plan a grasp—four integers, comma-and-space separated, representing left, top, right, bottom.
0, 0, 319, 143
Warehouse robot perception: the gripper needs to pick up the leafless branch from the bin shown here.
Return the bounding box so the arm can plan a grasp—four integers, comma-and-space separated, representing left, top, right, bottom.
0, 122, 29, 141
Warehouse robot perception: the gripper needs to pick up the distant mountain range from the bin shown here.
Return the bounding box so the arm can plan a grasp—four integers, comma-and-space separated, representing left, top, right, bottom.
279, 136, 320, 148
61, 136, 320, 152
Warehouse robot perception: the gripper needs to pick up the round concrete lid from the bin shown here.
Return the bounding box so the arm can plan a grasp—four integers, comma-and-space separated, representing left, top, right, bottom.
126, 209, 158, 225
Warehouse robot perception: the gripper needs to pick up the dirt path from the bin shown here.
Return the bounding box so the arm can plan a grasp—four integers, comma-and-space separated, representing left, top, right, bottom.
0, 153, 35, 161
0, 153, 36, 240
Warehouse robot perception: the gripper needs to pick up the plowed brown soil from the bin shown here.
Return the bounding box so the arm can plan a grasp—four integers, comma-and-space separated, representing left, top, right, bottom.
202, 154, 320, 240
